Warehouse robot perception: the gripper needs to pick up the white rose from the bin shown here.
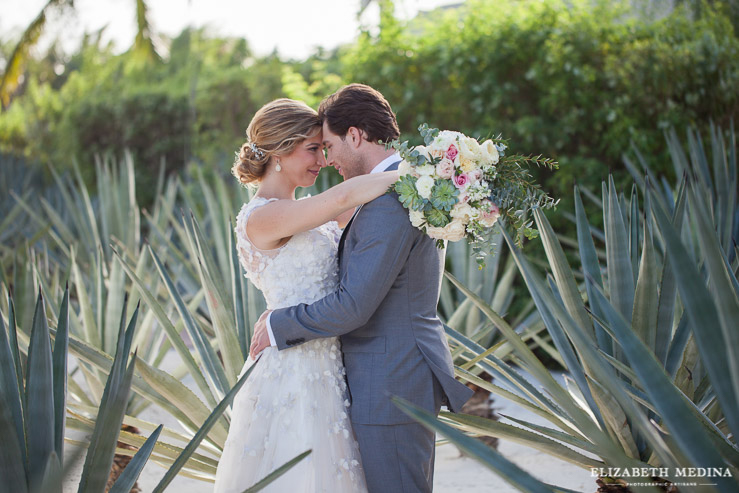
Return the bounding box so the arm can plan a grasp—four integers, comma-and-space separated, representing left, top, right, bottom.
481, 140, 500, 165
416, 164, 436, 176
416, 175, 435, 199
398, 160, 412, 177
413, 145, 433, 163
433, 130, 464, 150
409, 209, 426, 227
426, 219, 466, 242
450, 202, 475, 222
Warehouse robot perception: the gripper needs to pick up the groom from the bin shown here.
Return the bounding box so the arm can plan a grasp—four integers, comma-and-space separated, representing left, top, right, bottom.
250, 83, 473, 492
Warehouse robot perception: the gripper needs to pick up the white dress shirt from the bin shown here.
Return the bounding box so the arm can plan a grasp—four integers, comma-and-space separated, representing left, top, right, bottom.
263, 152, 401, 348
370, 152, 401, 174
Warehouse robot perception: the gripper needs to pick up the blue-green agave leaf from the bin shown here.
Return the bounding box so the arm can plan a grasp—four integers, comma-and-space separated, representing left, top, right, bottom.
52, 285, 69, 463
243, 450, 313, 492
651, 185, 739, 441
108, 425, 163, 493
0, 299, 26, 473
590, 281, 737, 492
25, 291, 55, 489
392, 396, 559, 493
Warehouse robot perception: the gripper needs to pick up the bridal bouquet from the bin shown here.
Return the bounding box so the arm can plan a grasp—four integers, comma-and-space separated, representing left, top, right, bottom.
390, 124, 558, 263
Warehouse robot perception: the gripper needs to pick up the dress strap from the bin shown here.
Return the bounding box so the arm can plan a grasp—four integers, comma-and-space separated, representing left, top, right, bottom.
234, 197, 280, 279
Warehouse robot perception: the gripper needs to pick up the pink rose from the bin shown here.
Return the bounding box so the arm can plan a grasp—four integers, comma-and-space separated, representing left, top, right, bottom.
458, 191, 470, 203
453, 173, 470, 190
436, 158, 455, 179
469, 169, 483, 183
446, 144, 459, 161
479, 200, 500, 227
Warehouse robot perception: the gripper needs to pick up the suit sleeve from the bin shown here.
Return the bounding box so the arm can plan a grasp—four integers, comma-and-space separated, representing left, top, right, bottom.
270, 195, 414, 349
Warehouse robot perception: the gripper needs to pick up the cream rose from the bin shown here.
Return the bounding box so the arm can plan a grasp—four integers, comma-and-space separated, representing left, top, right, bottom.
428, 147, 445, 160
459, 136, 481, 161
416, 175, 435, 199
481, 140, 500, 165
450, 202, 475, 222
433, 130, 464, 152
427, 219, 466, 242
459, 156, 476, 173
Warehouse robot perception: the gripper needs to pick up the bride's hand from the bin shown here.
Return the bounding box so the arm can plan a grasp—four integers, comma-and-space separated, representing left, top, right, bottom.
249, 310, 273, 359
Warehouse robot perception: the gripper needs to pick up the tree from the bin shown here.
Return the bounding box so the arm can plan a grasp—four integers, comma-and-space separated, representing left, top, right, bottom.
0, 0, 160, 109
0, 0, 74, 109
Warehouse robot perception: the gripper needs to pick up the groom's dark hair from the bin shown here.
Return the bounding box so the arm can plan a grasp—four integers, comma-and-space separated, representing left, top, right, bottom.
318, 84, 400, 144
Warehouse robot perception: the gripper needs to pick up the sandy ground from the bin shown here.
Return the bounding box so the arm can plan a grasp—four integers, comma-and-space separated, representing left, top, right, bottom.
62, 357, 595, 492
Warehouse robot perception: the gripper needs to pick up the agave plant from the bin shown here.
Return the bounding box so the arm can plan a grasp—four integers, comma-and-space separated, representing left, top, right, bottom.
439, 235, 554, 449
3, 280, 306, 493
0, 284, 162, 493
399, 125, 739, 493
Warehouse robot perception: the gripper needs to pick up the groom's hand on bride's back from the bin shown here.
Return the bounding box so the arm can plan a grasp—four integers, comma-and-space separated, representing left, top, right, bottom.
249, 310, 272, 359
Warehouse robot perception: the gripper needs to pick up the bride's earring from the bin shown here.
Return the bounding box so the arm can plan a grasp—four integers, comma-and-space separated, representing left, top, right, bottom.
275, 159, 282, 172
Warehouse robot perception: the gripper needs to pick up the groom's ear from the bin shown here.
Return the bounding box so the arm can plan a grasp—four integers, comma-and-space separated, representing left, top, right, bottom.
347, 127, 363, 148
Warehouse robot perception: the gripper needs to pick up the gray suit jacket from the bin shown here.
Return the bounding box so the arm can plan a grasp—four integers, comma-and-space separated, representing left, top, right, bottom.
270, 162, 473, 425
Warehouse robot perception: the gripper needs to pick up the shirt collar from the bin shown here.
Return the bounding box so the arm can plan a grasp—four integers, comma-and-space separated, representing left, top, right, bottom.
370, 153, 401, 174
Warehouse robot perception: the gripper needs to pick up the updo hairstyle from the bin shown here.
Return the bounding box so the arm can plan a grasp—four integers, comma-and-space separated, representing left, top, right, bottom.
232, 98, 321, 185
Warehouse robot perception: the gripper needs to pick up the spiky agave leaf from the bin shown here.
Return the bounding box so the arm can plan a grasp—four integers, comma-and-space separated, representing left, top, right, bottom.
0, 304, 27, 492
25, 290, 55, 490
77, 297, 138, 493
153, 363, 256, 492
107, 425, 163, 493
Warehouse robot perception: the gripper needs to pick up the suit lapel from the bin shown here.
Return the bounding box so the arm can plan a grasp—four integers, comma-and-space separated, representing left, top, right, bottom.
337, 159, 401, 267
338, 205, 361, 266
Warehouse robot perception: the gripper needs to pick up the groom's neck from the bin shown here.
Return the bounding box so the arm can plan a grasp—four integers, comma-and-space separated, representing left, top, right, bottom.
360, 145, 397, 175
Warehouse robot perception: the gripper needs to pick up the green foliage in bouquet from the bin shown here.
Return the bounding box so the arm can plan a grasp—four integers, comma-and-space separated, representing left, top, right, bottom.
394, 174, 424, 211
429, 179, 459, 212
426, 206, 452, 228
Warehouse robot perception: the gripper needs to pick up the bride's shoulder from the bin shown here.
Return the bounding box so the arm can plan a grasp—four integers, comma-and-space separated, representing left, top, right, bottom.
237, 196, 279, 217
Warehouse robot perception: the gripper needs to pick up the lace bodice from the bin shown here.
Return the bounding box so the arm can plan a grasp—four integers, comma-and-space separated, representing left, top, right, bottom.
234, 197, 342, 310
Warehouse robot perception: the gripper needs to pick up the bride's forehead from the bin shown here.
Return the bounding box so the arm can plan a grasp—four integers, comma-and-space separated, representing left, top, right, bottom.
304, 132, 323, 145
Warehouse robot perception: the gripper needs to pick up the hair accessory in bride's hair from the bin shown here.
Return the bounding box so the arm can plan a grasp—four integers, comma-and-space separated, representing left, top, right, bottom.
248, 142, 265, 159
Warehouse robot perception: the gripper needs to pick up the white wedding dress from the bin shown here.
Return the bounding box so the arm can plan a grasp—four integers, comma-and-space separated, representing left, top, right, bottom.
213, 197, 368, 493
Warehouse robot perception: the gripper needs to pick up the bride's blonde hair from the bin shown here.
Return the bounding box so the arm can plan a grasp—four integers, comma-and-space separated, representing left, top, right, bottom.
232, 98, 321, 185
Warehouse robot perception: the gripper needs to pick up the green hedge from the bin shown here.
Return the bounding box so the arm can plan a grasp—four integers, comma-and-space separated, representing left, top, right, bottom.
340, 0, 739, 228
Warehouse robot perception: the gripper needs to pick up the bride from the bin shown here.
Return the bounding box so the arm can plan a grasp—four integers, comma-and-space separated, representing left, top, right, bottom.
213, 98, 398, 492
